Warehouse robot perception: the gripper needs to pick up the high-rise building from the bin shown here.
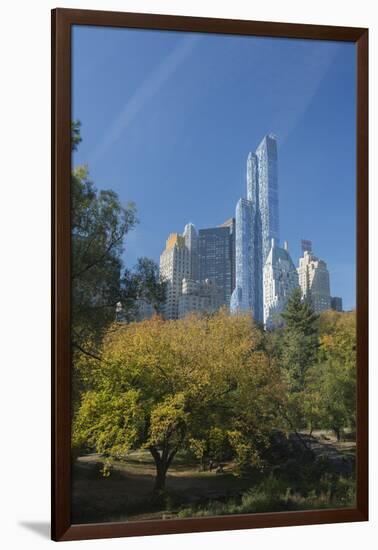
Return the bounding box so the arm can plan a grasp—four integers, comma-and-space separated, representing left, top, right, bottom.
247, 151, 264, 322
331, 296, 343, 312
297, 250, 331, 313
178, 278, 222, 319
256, 135, 280, 264
183, 223, 199, 280
230, 198, 253, 313
160, 221, 234, 319
231, 134, 278, 323
301, 239, 313, 254
219, 218, 236, 292
159, 233, 191, 320
135, 299, 155, 321
263, 240, 299, 329
198, 223, 235, 307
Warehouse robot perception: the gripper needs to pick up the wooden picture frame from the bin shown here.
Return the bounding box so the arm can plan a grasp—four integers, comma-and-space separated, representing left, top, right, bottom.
52, 8, 368, 542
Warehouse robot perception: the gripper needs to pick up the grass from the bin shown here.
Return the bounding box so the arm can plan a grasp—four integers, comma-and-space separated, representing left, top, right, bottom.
71, 450, 257, 523
176, 474, 356, 518
71, 433, 356, 524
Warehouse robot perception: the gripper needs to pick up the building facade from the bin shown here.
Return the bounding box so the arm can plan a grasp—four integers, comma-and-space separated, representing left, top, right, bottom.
183, 223, 199, 280
178, 278, 222, 319
331, 296, 343, 312
263, 240, 299, 329
159, 233, 191, 320
256, 134, 280, 265
230, 198, 253, 313
158, 134, 340, 325
219, 217, 236, 292
297, 250, 331, 313
198, 223, 235, 307
160, 221, 234, 319
135, 299, 155, 321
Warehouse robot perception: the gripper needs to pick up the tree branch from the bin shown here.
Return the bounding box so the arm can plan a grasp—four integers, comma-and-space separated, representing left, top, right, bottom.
72, 340, 102, 362
72, 230, 124, 279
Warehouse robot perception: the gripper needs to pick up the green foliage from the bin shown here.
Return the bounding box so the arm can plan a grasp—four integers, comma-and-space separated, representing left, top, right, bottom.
73, 304, 357, 495
71, 122, 166, 371
71, 120, 82, 151
265, 292, 356, 444
177, 473, 355, 518
228, 430, 264, 475
265, 289, 320, 436
72, 388, 146, 456
73, 311, 280, 489
307, 310, 356, 439
71, 163, 138, 353
148, 393, 188, 449
128, 257, 167, 316
189, 427, 232, 471
70, 123, 357, 510
280, 288, 319, 391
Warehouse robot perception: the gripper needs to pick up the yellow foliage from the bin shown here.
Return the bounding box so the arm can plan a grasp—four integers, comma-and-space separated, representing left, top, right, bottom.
73, 310, 282, 474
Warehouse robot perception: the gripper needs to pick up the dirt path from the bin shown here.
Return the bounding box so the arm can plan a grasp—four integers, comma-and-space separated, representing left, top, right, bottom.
301, 433, 355, 474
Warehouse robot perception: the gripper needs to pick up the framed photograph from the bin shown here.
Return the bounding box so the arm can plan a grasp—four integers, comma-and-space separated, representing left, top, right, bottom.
52, 8, 368, 542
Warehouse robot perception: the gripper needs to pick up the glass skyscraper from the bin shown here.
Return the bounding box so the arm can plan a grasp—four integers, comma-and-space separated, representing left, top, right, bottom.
231, 134, 279, 323
256, 135, 280, 264
231, 198, 253, 313
198, 223, 235, 307
183, 223, 199, 280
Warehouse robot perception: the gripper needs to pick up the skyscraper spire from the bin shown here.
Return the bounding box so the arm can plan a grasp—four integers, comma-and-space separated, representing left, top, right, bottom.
183, 223, 198, 280
246, 151, 258, 202
231, 134, 279, 323
255, 134, 280, 264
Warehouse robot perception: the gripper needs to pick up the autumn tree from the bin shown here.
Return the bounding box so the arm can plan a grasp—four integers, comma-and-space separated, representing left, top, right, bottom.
307, 310, 356, 440
72, 311, 281, 492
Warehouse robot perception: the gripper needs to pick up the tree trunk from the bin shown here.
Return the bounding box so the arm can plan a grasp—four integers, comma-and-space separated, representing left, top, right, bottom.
154, 462, 168, 493
149, 446, 177, 495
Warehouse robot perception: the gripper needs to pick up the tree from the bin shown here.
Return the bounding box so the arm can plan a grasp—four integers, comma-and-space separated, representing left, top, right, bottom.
71, 122, 166, 361
128, 257, 167, 316
280, 288, 319, 391
71, 164, 137, 351
73, 311, 280, 492
266, 289, 319, 444
71, 119, 82, 151
71, 120, 138, 356
307, 310, 356, 440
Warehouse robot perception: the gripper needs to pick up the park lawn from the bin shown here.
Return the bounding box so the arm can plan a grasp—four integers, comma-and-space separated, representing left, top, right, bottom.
71, 449, 259, 524
71, 433, 356, 524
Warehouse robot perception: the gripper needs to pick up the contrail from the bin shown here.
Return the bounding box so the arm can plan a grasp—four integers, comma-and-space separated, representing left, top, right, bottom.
89, 34, 201, 165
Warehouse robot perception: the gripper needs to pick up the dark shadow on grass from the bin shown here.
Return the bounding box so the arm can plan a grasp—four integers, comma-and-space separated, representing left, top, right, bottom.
72, 444, 356, 524
71, 458, 258, 524
19, 521, 50, 539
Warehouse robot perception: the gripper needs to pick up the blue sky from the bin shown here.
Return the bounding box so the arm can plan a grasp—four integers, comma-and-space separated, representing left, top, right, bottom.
72, 26, 356, 310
